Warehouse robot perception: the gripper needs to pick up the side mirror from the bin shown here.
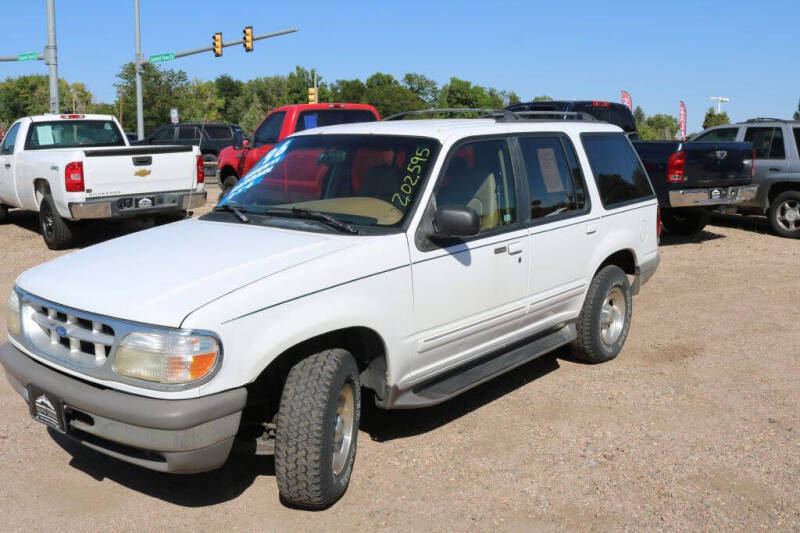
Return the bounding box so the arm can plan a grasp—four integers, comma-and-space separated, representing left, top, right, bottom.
242, 138, 250, 148
431, 205, 480, 238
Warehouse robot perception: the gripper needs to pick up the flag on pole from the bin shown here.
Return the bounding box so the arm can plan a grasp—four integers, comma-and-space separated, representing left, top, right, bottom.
679, 101, 687, 142
621, 90, 633, 110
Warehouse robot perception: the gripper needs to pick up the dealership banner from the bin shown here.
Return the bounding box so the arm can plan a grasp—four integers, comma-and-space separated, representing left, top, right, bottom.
679, 101, 687, 141
621, 90, 633, 110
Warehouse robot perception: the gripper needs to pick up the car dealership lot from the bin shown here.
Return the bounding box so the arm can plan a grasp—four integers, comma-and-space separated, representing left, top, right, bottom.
0, 188, 797, 530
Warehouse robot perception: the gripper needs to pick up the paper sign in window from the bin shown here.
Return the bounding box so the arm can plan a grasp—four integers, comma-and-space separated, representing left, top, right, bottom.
35, 126, 55, 146
303, 114, 318, 129
537, 148, 565, 193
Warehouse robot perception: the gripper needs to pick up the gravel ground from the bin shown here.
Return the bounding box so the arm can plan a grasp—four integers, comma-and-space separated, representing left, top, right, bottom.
0, 190, 798, 531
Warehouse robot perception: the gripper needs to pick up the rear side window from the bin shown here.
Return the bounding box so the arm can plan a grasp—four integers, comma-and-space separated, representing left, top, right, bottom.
255, 112, 285, 146
204, 125, 232, 140
693, 127, 739, 142
518, 136, 587, 219
150, 126, 174, 141
178, 126, 200, 141
794, 128, 800, 158
582, 134, 654, 208
294, 110, 378, 132
745, 127, 785, 159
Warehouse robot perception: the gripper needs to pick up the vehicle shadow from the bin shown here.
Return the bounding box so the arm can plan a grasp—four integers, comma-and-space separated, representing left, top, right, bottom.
709, 213, 773, 235
48, 428, 274, 507
658, 228, 726, 247
360, 350, 561, 442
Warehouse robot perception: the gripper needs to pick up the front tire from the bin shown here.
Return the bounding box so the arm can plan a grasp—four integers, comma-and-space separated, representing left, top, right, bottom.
661, 207, 711, 235
571, 265, 632, 364
275, 349, 361, 509
39, 194, 74, 250
768, 191, 800, 239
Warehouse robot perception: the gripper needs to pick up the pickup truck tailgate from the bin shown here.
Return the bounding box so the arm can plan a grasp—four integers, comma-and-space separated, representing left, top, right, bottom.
82, 146, 197, 197
682, 142, 754, 188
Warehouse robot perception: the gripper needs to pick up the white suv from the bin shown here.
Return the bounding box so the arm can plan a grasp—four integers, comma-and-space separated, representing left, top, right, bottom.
1, 114, 660, 508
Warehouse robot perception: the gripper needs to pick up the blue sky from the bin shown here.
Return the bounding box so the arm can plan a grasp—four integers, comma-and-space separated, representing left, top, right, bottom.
2, 0, 797, 132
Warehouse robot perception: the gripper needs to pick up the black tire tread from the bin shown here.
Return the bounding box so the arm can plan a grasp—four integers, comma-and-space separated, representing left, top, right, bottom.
572, 265, 631, 364
39, 194, 73, 250
768, 191, 800, 239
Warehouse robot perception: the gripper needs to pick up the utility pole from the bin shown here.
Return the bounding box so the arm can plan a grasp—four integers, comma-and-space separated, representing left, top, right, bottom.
710, 96, 729, 114
45, 0, 59, 114
134, 0, 144, 140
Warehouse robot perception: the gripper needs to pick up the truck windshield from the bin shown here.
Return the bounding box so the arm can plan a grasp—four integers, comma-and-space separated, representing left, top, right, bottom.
25, 120, 125, 150
220, 134, 438, 228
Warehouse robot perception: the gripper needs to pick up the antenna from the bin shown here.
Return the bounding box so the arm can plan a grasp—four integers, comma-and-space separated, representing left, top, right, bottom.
710, 96, 729, 114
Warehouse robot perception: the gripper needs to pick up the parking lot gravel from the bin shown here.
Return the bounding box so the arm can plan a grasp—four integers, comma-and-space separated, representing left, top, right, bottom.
0, 187, 797, 531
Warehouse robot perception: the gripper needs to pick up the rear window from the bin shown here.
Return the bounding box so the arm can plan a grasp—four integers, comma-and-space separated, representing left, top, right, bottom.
25, 120, 125, 150
582, 133, 654, 208
178, 126, 200, 141
744, 127, 785, 159
693, 127, 739, 142
204, 125, 233, 140
294, 109, 377, 132
572, 103, 637, 133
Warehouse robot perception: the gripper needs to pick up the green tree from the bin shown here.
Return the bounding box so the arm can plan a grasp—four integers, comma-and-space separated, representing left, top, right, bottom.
0, 75, 98, 120
637, 113, 679, 140
633, 105, 645, 124
330, 79, 367, 103
532, 95, 553, 101
114, 63, 191, 134
506, 91, 521, 105
239, 94, 268, 134
702, 107, 730, 129
180, 79, 225, 122
402, 73, 439, 106
286, 66, 330, 104
214, 74, 243, 123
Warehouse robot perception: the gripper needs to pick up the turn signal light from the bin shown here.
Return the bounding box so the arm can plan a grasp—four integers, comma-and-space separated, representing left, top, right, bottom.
667, 150, 685, 183
196, 155, 205, 184
65, 161, 85, 192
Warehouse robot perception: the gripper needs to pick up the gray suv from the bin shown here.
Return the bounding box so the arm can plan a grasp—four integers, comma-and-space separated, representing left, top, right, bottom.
694, 119, 800, 238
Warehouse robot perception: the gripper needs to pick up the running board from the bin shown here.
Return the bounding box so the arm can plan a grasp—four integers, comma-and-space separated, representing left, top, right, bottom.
388, 324, 576, 408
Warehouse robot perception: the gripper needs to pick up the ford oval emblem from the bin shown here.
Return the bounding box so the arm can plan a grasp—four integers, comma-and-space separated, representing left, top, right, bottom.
55, 326, 67, 337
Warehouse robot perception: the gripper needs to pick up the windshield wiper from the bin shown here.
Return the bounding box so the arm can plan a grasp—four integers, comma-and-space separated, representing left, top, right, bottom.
213, 204, 250, 223
262, 207, 358, 234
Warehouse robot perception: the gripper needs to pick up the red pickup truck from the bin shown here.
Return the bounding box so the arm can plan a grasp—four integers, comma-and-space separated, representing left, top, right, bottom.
216, 103, 380, 195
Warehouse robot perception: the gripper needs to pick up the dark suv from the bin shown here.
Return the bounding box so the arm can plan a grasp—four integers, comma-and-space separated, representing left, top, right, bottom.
506, 100, 638, 138
134, 122, 244, 172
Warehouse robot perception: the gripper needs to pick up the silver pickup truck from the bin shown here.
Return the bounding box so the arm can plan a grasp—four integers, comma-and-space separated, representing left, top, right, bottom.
693, 118, 800, 238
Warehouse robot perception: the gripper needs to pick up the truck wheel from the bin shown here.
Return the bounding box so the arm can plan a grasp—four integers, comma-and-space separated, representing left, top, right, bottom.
39, 194, 74, 250
275, 349, 361, 509
571, 265, 632, 364
768, 191, 800, 239
221, 175, 238, 198
660, 207, 711, 235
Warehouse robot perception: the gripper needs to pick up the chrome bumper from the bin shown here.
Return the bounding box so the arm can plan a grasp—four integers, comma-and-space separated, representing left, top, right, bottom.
69, 190, 207, 219
668, 185, 758, 208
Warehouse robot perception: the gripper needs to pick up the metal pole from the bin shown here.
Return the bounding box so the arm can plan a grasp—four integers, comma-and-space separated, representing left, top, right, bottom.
45, 0, 59, 113
134, 0, 144, 140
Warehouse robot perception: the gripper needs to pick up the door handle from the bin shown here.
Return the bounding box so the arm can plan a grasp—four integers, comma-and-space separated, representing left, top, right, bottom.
507, 242, 523, 255
586, 224, 598, 235
768, 167, 781, 173
3, 163, 10, 169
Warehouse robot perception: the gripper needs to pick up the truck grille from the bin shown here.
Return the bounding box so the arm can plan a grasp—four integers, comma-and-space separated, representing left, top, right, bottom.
23, 300, 116, 367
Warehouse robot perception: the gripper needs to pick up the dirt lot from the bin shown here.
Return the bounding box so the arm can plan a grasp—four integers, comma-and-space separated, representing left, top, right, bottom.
0, 189, 798, 531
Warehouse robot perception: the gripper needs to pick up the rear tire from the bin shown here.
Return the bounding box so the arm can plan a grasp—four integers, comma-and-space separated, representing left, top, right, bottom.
221, 175, 238, 198
768, 191, 800, 239
39, 194, 74, 250
571, 265, 632, 364
275, 349, 361, 509
661, 207, 711, 235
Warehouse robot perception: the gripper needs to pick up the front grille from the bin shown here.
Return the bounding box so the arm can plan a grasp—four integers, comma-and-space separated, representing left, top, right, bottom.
24, 301, 116, 367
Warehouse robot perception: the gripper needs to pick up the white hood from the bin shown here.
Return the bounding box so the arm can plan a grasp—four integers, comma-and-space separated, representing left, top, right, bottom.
16, 218, 356, 327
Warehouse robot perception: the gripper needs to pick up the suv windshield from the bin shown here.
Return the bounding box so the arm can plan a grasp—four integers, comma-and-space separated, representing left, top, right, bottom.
220, 134, 437, 228
25, 120, 125, 150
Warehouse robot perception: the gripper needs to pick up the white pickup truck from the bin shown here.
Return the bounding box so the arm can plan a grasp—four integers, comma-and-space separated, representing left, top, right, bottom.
0, 114, 206, 249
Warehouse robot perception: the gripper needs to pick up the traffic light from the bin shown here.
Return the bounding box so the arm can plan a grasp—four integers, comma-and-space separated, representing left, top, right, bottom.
307, 87, 317, 104
212, 32, 223, 57
243, 26, 254, 52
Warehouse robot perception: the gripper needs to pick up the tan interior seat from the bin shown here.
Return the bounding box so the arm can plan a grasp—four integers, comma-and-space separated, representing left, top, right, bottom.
467, 171, 499, 230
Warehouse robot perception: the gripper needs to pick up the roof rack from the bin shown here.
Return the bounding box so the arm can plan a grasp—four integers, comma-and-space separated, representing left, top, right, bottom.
383, 108, 597, 123
744, 117, 791, 123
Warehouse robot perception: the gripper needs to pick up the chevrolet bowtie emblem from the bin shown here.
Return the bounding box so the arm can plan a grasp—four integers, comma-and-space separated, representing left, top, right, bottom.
134, 169, 151, 177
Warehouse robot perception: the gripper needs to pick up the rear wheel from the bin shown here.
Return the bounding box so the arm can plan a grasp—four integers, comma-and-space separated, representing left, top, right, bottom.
221, 175, 238, 198
661, 207, 711, 235
571, 265, 632, 364
39, 194, 74, 250
275, 349, 361, 509
768, 191, 800, 239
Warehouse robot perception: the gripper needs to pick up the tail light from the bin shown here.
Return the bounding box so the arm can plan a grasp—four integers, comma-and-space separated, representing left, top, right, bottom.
667, 150, 685, 182
64, 161, 84, 192
591, 101, 611, 107
656, 206, 662, 242
59, 114, 85, 119
196, 155, 204, 184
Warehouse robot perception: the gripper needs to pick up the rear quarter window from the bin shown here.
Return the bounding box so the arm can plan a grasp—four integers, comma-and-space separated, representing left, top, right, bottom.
582, 133, 654, 208
204, 125, 233, 140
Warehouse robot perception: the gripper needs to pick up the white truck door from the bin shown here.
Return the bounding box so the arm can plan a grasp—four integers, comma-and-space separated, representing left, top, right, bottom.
409, 138, 529, 379
0, 122, 22, 206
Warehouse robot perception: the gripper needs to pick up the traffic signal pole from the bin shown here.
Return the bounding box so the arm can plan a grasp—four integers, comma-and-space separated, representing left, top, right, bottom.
169, 28, 298, 60
134, 0, 144, 139
45, 0, 60, 114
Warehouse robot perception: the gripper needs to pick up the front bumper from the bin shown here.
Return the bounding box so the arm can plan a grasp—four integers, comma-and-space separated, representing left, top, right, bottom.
0, 342, 246, 474
668, 185, 758, 208
69, 190, 207, 219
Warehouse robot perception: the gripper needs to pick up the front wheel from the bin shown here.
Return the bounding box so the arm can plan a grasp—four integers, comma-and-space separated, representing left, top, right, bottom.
221, 175, 238, 199
275, 349, 361, 509
571, 265, 633, 364
661, 207, 711, 235
39, 194, 74, 250
768, 191, 800, 239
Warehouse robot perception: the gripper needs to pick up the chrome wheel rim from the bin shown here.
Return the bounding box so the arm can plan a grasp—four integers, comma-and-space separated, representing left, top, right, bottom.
776, 199, 800, 232
332, 382, 355, 476
599, 287, 626, 345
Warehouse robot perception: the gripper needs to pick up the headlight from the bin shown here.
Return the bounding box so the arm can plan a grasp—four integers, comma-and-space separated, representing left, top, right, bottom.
112, 331, 220, 385
6, 290, 21, 339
